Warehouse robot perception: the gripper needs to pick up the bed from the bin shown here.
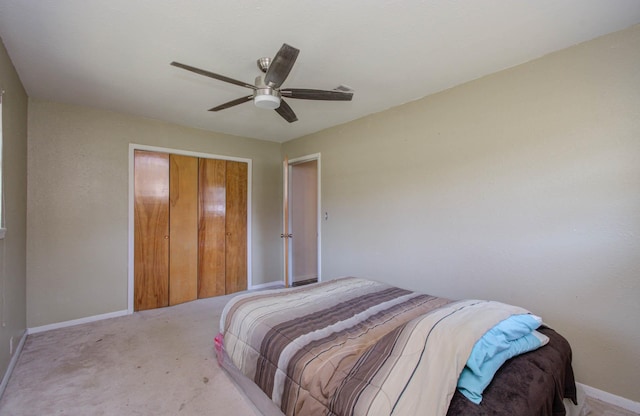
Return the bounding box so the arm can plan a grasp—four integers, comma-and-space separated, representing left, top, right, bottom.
216, 277, 577, 416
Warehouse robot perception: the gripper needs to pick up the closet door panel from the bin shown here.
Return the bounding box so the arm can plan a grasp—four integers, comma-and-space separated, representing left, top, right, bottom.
225, 161, 248, 294
198, 158, 227, 298
134, 150, 170, 311
169, 154, 199, 305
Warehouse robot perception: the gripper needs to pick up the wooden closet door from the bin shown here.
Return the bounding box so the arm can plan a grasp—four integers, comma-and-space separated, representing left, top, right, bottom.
198, 158, 227, 298
169, 154, 198, 305
134, 150, 170, 311
225, 161, 248, 294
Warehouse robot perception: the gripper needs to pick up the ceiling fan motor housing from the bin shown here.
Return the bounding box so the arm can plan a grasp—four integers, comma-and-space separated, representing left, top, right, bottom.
254, 75, 281, 109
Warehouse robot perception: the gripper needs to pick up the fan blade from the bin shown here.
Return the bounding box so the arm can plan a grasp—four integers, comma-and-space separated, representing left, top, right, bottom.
171, 61, 256, 90
280, 88, 353, 101
275, 99, 298, 123
264, 44, 300, 88
209, 95, 254, 112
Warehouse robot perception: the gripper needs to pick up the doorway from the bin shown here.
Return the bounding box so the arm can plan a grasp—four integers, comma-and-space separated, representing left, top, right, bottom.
286, 154, 321, 287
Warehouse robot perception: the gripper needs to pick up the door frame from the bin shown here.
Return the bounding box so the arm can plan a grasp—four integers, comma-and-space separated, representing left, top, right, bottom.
128, 143, 252, 313
284, 153, 321, 287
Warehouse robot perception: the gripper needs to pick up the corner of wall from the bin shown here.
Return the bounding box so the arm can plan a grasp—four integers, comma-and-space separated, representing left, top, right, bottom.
0, 35, 29, 394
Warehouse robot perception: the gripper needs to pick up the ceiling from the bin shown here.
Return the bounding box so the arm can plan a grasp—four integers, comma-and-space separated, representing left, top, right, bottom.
1, 1, 639, 143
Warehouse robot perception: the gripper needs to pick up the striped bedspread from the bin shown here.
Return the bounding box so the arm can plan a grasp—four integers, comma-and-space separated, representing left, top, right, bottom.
218, 277, 532, 416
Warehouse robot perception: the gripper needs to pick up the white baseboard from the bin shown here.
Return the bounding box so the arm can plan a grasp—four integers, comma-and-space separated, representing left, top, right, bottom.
579, 382, 640, 413
0, 330, 27, 399
27, 309, 131, 335
249, 281, 283, 290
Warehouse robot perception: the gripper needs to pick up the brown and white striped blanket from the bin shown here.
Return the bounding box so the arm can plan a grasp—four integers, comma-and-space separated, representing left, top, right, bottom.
218, 277, 532, 416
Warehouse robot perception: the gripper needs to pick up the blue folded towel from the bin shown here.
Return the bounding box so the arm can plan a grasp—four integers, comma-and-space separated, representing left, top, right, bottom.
457, 314, 548, 404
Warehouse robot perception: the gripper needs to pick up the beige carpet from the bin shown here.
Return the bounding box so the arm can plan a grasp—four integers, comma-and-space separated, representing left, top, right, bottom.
586, 398, 640, 416
0, 293, 261, 415
1, 293, 637, 416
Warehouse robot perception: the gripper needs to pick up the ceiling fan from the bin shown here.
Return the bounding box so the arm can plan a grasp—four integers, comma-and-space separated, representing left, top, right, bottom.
171, 43, 353, 123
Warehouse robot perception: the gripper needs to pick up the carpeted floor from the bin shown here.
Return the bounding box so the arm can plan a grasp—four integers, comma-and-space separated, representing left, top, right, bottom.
1, 293, 637, 416
586, 398, 640, 416
0, 293, 261, 415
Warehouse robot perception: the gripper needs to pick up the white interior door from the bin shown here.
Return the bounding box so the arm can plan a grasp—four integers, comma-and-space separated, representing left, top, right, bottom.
286, 154, 321, 286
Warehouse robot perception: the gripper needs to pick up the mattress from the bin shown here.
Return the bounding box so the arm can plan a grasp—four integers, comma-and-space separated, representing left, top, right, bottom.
216, 277, 577, 416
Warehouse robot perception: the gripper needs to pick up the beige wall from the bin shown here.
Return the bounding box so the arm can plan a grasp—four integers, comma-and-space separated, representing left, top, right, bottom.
283, 25, 640, 401
27, 101, 283, 327
0, 39, 28, 382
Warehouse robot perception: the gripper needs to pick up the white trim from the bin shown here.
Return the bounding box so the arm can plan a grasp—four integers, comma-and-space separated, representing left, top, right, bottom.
578, 382, 640, 413
128, 144, 253, 313
0, 330, 26, 399
128, 146, 135, 313
27, 309, 130, 335
249, 281, 283, 290
285, 153, 322, 287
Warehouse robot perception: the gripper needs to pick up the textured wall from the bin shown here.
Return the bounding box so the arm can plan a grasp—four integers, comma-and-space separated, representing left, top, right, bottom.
0, 38, 28, 383
283, 25, 640, 401
27, 102, 282, 327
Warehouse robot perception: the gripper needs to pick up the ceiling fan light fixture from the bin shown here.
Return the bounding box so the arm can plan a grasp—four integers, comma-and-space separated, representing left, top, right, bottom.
254, 91, 281, 109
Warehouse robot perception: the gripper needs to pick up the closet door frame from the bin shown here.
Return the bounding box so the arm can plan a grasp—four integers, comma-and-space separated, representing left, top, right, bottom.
127, 143, 252, 314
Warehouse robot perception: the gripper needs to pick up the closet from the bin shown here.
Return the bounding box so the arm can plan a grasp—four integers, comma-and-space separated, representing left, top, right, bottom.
134, 150, 247, 311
